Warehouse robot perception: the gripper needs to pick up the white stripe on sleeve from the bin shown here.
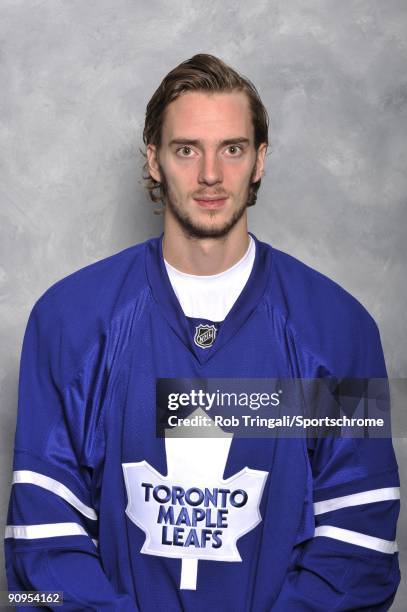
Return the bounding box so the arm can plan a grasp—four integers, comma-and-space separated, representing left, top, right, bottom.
12, 470, 97, 520
314, 525, 398, 554
314, 487, 400, 516
5, 522, 91, 540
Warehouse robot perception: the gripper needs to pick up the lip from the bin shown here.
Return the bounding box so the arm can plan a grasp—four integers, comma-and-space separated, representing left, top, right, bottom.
194, 198, 228, 209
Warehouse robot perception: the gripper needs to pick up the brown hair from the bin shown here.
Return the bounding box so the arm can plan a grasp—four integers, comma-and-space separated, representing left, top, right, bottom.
142, 53, 269, 208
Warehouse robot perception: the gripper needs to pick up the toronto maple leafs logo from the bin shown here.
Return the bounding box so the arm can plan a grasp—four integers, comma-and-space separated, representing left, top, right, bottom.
194, 324, 217, 348
122, 418, 268, 590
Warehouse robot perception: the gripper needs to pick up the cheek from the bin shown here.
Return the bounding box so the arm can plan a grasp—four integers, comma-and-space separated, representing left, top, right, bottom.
164, 168, 196, 199
224, 162, 255, 190
170, 171, 193, 188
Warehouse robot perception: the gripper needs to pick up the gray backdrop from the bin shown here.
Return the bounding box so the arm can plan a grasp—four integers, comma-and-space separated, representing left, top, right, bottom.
1, 0, 406, 609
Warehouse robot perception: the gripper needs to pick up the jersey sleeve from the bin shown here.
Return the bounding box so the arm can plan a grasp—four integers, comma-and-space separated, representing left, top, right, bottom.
272, 314, 400, 610
5, 298, 138, 611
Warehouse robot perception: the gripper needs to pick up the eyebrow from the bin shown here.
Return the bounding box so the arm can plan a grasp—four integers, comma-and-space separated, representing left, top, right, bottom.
168, 137, 251, 147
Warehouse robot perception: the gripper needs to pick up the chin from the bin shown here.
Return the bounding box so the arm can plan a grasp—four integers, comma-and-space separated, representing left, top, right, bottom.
167, 197, 247, 239
184, 218, 240, 240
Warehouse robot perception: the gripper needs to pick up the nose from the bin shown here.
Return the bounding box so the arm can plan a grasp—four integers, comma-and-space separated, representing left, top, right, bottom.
198, 151, 222, 186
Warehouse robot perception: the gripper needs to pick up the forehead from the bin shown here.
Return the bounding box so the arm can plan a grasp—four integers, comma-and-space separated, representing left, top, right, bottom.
161, 90, 253, 142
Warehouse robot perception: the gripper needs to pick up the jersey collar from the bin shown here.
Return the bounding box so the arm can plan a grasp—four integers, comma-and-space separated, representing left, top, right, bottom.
145, 233, 272, 365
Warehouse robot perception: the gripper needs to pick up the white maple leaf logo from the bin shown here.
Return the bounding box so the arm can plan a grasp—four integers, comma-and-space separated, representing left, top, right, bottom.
122, 409, 268, 589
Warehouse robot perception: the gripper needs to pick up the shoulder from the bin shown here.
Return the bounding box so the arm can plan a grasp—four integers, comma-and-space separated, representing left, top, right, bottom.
40, 240, 149, 306
25, 238, 157, 385
270, 246, 372, 324
261, 243, 385, 376
34, 239, 153, 321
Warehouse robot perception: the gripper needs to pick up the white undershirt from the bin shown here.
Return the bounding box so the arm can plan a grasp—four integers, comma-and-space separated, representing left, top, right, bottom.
164, 236, 255, 322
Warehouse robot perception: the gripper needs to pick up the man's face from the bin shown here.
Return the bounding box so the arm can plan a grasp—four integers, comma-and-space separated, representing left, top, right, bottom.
147, 91, 267, 239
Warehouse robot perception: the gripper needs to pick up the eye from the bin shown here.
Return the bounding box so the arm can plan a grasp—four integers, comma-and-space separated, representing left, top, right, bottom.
226, 145, 242, 156
177, 146, 194, 157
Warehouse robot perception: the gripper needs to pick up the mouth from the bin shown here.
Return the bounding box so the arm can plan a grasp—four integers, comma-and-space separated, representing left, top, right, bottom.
193, 197, 228, 210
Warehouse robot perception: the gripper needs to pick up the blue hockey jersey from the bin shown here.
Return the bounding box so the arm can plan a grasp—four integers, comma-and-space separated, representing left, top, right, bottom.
5, 235, 400, 611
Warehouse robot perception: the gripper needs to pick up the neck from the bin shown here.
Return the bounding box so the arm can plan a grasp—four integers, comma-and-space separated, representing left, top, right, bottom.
162, 214, 250, 275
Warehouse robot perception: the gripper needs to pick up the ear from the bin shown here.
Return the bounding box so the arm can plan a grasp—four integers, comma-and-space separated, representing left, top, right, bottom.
146, 144, 161, 183
252, 143, 267, 183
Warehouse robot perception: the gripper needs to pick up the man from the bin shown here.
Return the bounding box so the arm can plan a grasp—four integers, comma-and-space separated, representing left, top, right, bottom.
5, 54, 400, 610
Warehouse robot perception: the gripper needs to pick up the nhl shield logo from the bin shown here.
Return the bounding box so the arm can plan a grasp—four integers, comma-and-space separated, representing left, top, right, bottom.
194, 324, 217, 349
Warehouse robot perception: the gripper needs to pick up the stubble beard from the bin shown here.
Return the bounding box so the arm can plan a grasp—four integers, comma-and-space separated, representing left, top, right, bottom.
159, 163, 257, 240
